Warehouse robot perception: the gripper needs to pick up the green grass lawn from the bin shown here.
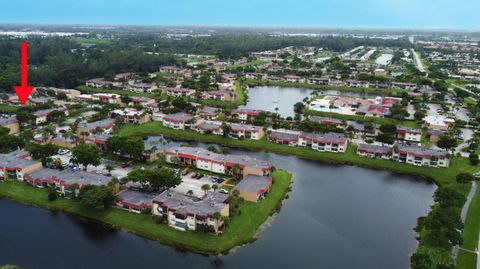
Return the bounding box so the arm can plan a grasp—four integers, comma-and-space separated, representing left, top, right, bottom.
0, 170, 292, 254
456, 186, 480, 269
245, 79, 409, 96
118, 121, 480, 268
0, 104, 18, 113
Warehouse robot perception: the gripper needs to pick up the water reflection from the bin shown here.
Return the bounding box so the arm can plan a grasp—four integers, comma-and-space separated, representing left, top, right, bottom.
0, 143, 435, 269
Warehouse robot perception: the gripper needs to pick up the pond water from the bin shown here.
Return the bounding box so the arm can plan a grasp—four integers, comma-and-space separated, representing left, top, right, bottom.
241, 86, 378, 117
0, 145, 435, 269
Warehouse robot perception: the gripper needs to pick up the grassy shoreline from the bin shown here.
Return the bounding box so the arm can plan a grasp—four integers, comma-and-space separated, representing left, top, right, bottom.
118, 122, 480, 268
244, 79, 409, 96
0, 170, 292, 255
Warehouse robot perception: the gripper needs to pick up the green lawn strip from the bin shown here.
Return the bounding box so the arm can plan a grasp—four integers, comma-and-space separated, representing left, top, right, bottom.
119, 122, 459, 186
244, 79, 409, 96
456, 186, 480, 269
0, 170, 292, 254
118, 122, 480, 267
0, 104, 18, 113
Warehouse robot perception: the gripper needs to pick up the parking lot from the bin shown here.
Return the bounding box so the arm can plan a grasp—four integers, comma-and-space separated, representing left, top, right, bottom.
51, 152, 133, 179
173, 172, 225, 198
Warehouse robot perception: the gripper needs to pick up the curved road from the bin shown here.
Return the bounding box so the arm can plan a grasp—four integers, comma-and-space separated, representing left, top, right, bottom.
453, 181, 479, 267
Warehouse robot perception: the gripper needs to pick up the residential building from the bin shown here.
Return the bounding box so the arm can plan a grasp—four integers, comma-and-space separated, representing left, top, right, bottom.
232, 108, 263, 121
77, 118, 116, 135
268, 131, 300, 146
229, 123, 264, 140
129, 83, 158, 93
86, 78, 114, 88
92, 93, 122, 105
152, 190, 229, 233
396, 126, 422, 142
165, 146, 271, 177
426, 129, 447, 143
423, 116, 455, 130
110, 108, 151, 124
116, 189, 158, 214
0, 115, 19, 134
196, 121, 223, 136
24, 168, 112, 197
356, 144, 392, 159
159, 66, 183, 74
235, 175, 272, 202
0, 150, 42, 181
34, 107, 68, 125
200, 106, 219, 120
84, 134, 110, 151
309, 116, 343, 126
163, 113, 198, 130
166, 88, 196, 97
204, 90, 237, 101
298, 132, 348, 152
393, 145, 449, 167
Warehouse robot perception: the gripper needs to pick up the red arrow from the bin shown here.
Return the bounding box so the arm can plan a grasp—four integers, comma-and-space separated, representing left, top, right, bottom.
13, 42, 35, 105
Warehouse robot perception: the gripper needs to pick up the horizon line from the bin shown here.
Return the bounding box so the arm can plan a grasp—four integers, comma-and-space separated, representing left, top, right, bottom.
0, 22, 479, 33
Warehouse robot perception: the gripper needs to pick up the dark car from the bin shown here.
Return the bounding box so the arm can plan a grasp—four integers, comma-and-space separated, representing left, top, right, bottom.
181, 170, 189, 176
197, 174, 204, 179
191, 173, 198, 179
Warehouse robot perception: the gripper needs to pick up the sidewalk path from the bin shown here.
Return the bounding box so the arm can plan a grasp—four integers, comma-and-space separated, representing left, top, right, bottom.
453, 181, 478, 261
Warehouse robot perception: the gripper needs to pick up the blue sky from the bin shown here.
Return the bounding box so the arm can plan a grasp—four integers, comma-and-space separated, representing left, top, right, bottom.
1, 0, 479, 30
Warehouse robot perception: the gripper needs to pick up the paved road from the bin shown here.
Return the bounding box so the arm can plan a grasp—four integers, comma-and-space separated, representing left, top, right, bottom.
411, 48, 426, 73
453, 181, 478, 262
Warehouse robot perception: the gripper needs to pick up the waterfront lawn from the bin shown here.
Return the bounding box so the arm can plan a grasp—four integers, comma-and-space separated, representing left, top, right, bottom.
0, 170, 292, 254
456, 186, 480, 269
118, 122, 474, 188
118, 122, 480, 268
244, 79, 409, 96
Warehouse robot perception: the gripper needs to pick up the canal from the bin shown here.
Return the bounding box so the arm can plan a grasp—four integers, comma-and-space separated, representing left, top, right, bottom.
0, 146, 435, 269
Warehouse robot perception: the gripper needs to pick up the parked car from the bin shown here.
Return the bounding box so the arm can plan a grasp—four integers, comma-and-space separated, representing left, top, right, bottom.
216, 178, 225, 184
197, 174, 204, 179
219, 189, 229, 194
181, 170, 189, 176
58, 149, 69, 155
191, 173, 198, 179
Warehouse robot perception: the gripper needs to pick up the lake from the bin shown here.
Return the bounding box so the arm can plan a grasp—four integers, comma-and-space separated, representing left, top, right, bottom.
0, 147, 435, 269
241, 86, 378, 117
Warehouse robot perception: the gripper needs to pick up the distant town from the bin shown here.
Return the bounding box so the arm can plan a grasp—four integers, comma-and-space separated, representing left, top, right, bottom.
0, 26, 479, 269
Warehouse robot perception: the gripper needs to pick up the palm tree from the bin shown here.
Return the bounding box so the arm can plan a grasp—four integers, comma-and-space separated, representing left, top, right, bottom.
212, 184, 219, 192
41, 130, 50, 143
186, 190, 194, 196
105, 165, 114, 175
231, 163, 242, 180
201, 184, 211, 195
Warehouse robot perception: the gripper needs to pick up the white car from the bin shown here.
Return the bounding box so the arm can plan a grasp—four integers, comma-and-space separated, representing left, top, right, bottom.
219, 189, 229, 194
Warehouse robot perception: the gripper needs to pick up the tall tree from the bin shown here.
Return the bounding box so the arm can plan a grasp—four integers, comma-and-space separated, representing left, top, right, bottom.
71, 143, 101, 170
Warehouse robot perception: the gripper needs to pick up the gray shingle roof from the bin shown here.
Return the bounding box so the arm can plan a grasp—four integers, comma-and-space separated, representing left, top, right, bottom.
153, 190, 228, 216
235, 175, 271, 194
